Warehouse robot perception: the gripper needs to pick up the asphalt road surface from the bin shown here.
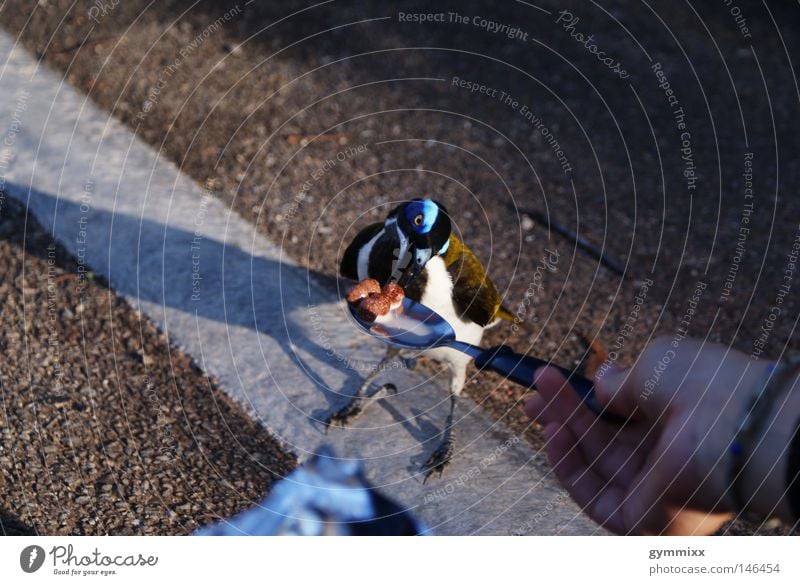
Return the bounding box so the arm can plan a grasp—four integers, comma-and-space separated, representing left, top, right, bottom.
0, 195, 294, 535
1, 0, 798, 535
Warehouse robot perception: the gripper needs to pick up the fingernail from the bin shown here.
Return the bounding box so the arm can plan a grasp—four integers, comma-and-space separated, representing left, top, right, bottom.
595, 363, 623, 380
594, 364, 623, 391
523, 396, 539, 419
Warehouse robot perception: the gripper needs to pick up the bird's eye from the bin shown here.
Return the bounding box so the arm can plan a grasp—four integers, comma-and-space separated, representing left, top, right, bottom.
413, 214, 424, 227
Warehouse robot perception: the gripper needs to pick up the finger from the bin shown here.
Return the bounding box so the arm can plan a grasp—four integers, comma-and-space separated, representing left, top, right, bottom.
532, 366, 600, 429
546, 420, 668, 534
624, 433, 731, 535
533, 366, 634, 449
543, 422, 630, 534
620, 436, 683, 534
523, 393, 545, 421
575, 422, 655, 487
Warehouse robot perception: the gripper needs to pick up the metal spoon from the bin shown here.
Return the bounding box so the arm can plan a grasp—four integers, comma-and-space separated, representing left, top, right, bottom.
347, 297, 626, 424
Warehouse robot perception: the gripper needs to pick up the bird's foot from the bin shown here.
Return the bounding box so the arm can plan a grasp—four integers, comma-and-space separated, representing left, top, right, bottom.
401, 357, 417, 370
422, 430, 456, 483
325, 383, 397, 430
325, 397, 365, 429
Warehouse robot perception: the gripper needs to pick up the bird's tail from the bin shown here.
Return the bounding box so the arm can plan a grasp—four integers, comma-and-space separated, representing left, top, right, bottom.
494, 304, 537, 335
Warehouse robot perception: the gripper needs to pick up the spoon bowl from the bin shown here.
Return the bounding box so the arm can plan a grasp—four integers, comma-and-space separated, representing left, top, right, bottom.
347, 297, 626, 424
348, 297, 474, 353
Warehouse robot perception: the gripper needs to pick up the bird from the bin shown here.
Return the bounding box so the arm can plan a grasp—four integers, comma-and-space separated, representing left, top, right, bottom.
195, 445, 427, 535
333, 198, 519, 479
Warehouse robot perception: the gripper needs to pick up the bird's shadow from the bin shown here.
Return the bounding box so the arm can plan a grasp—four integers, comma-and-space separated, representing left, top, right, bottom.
5, 184, 368, 410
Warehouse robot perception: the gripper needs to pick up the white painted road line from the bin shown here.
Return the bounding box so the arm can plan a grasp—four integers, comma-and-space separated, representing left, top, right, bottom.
0, 30, 601, 535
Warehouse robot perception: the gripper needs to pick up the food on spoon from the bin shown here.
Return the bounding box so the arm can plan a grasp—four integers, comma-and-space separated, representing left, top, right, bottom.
357, 293, 391, 322
346, 279, 406, 323
345, 278, 381, 305
381, 282, 405, 309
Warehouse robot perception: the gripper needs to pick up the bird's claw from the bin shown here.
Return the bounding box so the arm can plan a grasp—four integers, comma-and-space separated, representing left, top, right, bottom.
422, 432, 455, 483
324, 399, 364, 430
325, 384, 397, 431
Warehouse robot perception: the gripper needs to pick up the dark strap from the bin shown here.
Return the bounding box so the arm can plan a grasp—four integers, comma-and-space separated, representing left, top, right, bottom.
788, 416, 800, 521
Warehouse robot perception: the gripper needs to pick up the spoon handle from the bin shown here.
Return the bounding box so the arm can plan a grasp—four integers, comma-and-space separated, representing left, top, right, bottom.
473, 345, 627, 425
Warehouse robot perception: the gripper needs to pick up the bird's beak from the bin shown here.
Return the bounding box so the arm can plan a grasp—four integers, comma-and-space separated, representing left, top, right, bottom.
397, 246, 432, 288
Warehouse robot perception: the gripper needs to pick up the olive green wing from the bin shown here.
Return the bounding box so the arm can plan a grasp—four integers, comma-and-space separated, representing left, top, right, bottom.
444, 236, 506, 327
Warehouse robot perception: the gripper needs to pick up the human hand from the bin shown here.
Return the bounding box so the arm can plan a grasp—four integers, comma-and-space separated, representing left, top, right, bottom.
524, 337, 774, 535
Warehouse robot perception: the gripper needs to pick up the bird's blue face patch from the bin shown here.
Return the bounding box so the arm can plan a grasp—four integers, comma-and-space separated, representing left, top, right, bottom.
405, 199, 438, 234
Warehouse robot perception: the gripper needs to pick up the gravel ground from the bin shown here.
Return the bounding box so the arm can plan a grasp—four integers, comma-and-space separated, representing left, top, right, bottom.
0, 195, 294, 535
2, 0, 799, 535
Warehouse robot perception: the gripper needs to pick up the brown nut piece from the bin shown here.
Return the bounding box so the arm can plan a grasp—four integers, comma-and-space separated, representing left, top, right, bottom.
356, 293, 391, 322
382, 282, 405, 306
345, 278, 381, 305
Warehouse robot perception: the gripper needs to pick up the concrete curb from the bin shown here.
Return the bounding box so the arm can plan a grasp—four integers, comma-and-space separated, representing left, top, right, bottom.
0, 30, 602, 535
